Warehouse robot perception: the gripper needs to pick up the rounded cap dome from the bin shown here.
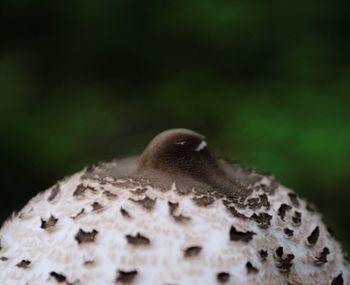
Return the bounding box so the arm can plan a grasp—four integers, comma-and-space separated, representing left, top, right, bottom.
0, 129, 349, 285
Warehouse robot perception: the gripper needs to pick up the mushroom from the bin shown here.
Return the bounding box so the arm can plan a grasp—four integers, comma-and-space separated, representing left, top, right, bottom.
0, 129, 348, 284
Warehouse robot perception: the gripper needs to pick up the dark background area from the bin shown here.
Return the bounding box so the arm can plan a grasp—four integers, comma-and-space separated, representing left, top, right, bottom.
0, 1, 349, 252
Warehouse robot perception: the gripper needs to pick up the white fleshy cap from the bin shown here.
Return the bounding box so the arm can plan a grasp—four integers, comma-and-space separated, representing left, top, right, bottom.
0, 129, 348, 285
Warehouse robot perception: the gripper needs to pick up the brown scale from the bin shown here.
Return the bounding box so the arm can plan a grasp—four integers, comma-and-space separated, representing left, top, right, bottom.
259, 193, 270, 209
222, 200, 248, 219
47, 184, 60, 201
277, 204, 292, 221
246, 193, 270, 210
246, 261, 259, 274
314, 247, 330, 265
168, 201, 179, 214
126, 233, 150, 246
292, 211, 302, 226
16, 260, 31, 268
283, 228, 294, 237
192, 196, 215, 207
258, 249, 268, 261
71, 208, 85, 219
83, 260, 95, 266
91, 202, 103, 211
73, 184, 96, 197
227, 194, 247, 209
129, 196, 156, 211
229, 226, 256, 242
250, 212, 272, 229
168, 202, 190, 222
331, 273, 344, 285
120, 207, 131, 218
306, 226, 320, 246
274, 246, 294, 273
116, 270, 138, 283
247, 197, 260, 210
130, 187, 147, 195
75, 229, 98, 244
41, 215, 58, 230
50, 272, 71, 284
287, 192, 300, 207
103, 190, 118, 200
73, 184, 86, 196
184, 246, 202, 257
276, 246, 284, 258
217, 272, 230, 283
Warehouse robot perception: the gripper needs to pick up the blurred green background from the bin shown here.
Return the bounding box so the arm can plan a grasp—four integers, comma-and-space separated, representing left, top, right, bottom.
0, 1, 349, 252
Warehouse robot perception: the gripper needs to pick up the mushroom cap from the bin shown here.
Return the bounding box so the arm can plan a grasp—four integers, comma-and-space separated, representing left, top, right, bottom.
0, 129, 349, 285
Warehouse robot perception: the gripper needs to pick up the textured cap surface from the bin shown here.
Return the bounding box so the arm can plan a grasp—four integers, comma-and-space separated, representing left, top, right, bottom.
0, 129, 349, 285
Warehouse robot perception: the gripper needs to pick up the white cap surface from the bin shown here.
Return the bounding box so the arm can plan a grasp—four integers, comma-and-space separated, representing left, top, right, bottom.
0, 129, 348, 285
